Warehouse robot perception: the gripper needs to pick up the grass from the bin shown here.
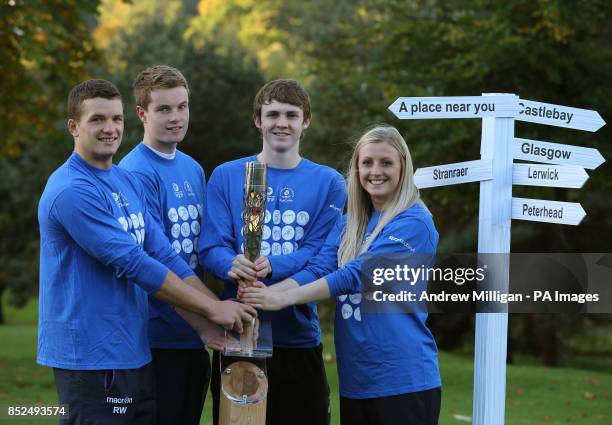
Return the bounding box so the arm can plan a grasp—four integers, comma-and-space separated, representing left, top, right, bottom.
0, 299, 610, 425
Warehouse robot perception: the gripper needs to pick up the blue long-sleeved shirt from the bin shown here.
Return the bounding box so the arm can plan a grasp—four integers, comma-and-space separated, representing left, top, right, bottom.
119, 143, 207, 349
37, 152, 194, 370
199, 155, 346, 347
292, 204, 441, 398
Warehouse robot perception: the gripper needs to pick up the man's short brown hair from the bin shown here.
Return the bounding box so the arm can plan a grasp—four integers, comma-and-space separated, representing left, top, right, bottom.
67, 79, 121, 121
253, 79, 311, 121
133, 65, 189, 110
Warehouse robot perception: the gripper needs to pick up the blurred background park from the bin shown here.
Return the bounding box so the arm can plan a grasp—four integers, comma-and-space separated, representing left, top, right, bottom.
1, 0, 611, 424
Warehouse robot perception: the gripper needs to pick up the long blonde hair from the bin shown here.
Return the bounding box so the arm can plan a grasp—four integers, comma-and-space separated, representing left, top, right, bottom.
338, 125, 425, 266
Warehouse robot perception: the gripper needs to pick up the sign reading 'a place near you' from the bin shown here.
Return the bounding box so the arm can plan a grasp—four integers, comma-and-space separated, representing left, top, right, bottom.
388, 96, 518, 119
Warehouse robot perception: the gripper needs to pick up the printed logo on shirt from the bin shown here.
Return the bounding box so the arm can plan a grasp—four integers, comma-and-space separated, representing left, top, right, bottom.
296, 211, 310, 226
171, 223, 180, 238
261, 241, 271, 256
191, 220, 200, 235
272, 210, 281, 225
184, 180, 195, 197
388, 235, 414, 252
282, 210, 296, 224
168, 208, 179, 223
188, 204, 198, 220
178, 206, 189, 221
267, 186, 275, 202
118, 216, 129, 232
329, 203, 342, 214
339, 294, 362, 322
279, 187, 294, 202
172, 182, 184, 198
111, 192, 129, 208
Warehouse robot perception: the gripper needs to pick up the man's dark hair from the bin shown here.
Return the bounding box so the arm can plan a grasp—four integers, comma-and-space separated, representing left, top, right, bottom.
67, 79, 122, 121
253, 79, 311, 121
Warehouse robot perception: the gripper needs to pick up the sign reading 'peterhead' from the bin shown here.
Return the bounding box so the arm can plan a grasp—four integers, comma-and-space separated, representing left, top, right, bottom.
513, 138, 605, 170
516, 99, 605, 132
512, 163, 589, 189
388, 96, 518, 119
414, 160, 492, 189
511, 198, 586, 226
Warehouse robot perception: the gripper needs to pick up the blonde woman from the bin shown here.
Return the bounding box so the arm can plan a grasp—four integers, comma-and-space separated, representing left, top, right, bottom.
241, 125, 441, 425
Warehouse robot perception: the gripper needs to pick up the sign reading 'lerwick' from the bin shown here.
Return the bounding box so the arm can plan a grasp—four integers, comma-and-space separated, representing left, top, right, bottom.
388, 96, 518, 119
414, 160, 492, 189
511, 198, 586, 226
513, 138, 605, 170
516, 99, 605, 132
512, 164, 589, 189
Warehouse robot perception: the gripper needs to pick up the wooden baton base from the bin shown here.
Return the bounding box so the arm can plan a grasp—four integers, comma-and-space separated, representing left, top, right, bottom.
219, 361, 268, 425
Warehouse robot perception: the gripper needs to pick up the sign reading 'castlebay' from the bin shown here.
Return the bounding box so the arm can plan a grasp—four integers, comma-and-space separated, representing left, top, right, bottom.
513, 138, 605, 170
512, 163, 589, 189
388, 96, 518, 119
511, 197, 586, 226
414, 160, 492, 189
516, 99, 605, 132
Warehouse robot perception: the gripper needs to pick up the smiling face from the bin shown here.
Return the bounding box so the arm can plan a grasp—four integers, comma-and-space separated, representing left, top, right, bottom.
137, 86, 189, 153
357, 141, 403, 211
69, 97, 124, 169
255, 100, 310, 155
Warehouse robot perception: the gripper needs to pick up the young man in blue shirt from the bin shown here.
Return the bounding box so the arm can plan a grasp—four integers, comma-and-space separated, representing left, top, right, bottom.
120, 65, 216, 425
38, 79, 255, 425
199, 79, 347, 425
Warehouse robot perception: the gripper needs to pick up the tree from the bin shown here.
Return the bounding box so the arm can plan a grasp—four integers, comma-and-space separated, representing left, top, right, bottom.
0, 0, 102, 323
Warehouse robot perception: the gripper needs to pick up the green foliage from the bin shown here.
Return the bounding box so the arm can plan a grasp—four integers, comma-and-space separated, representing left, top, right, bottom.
0, 0, 101, 321
94, 0, 265, 174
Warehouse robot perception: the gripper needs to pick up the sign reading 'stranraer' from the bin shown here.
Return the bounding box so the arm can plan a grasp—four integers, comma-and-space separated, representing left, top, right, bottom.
414, 160, 492, 189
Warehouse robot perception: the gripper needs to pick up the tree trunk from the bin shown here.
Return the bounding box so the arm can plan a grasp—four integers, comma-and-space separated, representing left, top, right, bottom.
541, 327, 558, 367
0, 285, 5, 325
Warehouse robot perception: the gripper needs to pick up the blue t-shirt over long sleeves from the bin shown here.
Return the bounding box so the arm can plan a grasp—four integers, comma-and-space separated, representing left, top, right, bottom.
37, 152, 194, 370
119, 143, 207, 349
198, 155, 346, 347
292, 204, 441, 398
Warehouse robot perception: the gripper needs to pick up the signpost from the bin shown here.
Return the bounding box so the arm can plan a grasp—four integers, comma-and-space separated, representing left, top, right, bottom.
389, 93, 606, 425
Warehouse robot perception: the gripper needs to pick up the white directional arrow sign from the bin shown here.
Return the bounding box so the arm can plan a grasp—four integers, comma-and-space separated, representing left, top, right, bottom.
388, 96, 518, 119
516, 99, 605, 132
513, 163, 589, 188
513, 138, 605, 170
512, 197, 586, 225
414, 159, 492, 189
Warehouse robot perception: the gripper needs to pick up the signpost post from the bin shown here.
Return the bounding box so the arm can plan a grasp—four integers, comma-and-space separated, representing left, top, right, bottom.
388, 94, 605, 425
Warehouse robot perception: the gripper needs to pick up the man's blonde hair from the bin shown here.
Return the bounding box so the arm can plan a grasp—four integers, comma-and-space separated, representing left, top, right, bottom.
133, 65, 189, 110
